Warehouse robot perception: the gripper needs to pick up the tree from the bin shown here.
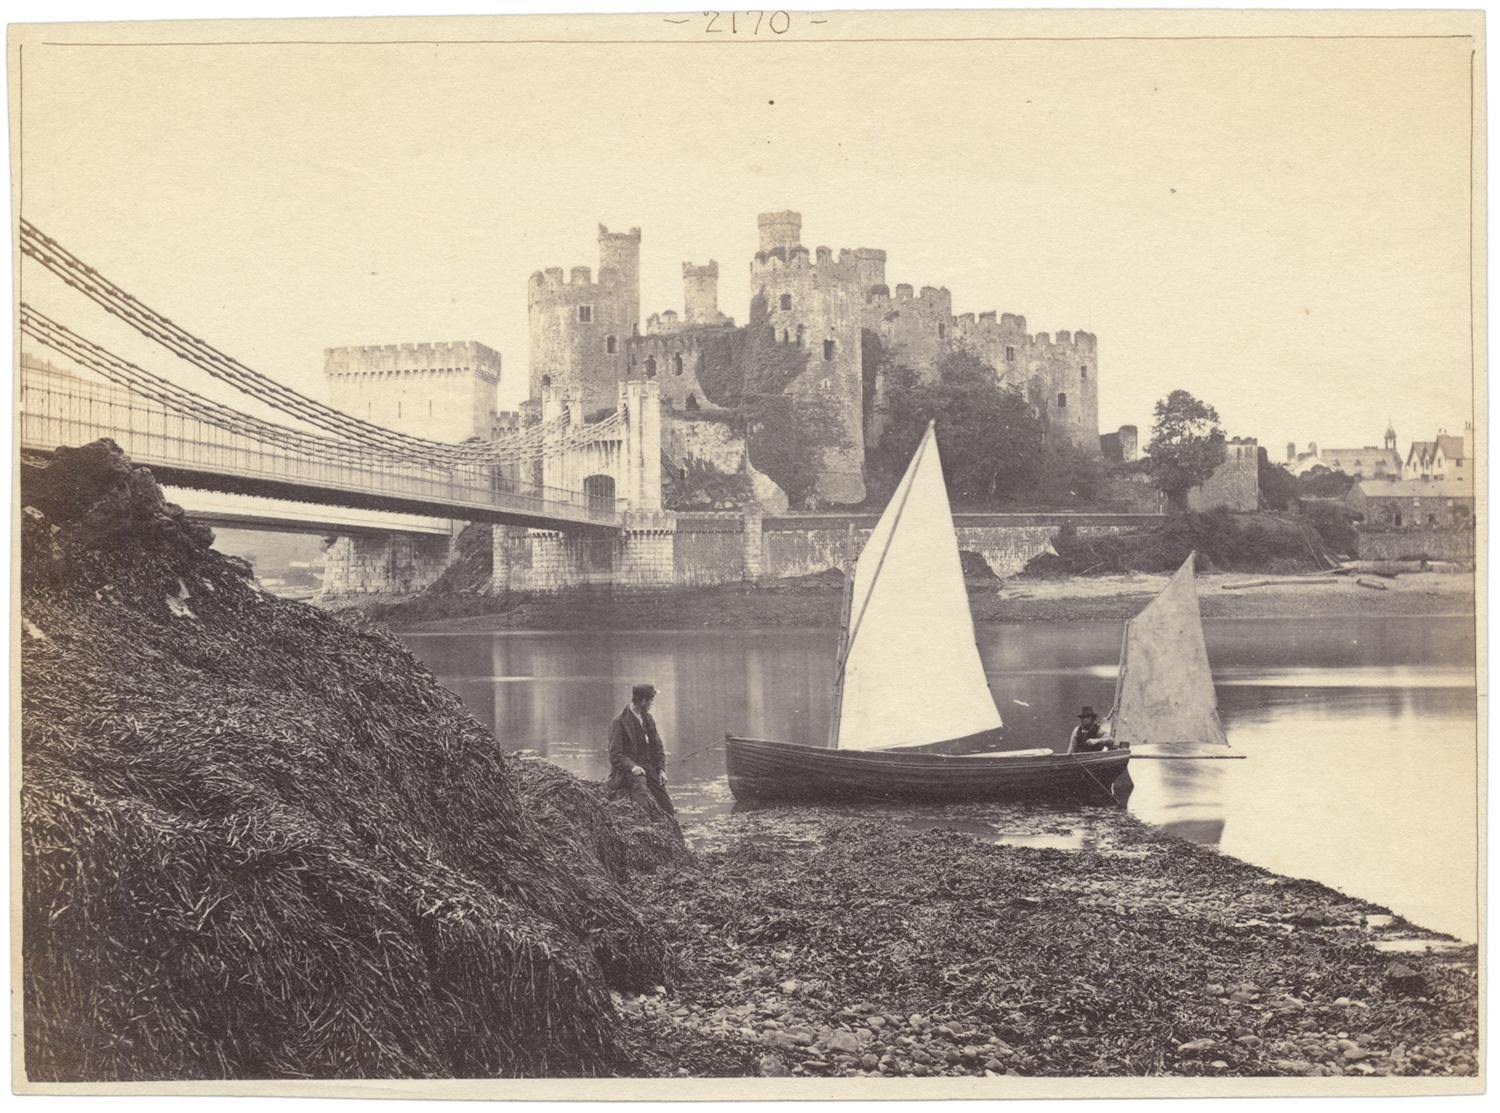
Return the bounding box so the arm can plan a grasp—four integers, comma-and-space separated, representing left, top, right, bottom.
1257, 447, 1301, 510
1296, 465, 1356, 499
872, 350, 1045, 506
1145, 390, 1227, 511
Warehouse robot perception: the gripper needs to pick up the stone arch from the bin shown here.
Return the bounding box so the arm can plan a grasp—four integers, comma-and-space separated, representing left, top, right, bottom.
673, 353, 684, 375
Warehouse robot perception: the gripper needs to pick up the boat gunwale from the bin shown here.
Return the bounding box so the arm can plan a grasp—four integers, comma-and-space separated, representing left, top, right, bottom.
725, 734, 1130, 771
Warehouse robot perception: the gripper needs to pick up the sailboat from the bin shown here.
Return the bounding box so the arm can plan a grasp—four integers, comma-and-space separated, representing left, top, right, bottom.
1106, 550, 1241, 759
725, 422, 1131, 802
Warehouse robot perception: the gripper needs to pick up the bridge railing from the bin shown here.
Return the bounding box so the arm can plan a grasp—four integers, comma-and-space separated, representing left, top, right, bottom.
19, 368, 625, 527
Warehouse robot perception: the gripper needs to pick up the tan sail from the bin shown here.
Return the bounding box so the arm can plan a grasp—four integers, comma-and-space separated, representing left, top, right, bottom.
1108, 551, 1229, 748
834, 423, 1003, 750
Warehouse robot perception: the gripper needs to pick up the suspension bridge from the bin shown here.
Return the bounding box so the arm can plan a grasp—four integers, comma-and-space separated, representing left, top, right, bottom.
17, 221, 664, 541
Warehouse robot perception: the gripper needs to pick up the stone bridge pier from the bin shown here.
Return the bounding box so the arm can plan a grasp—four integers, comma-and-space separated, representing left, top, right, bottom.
493, 378, 677, 592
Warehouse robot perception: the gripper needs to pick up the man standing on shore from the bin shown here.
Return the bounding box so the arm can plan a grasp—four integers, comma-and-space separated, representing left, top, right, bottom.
607, 683, 677, 820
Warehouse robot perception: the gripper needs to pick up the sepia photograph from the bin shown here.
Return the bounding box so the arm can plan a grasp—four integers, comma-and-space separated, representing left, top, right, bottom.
8, 6, 1485, 1098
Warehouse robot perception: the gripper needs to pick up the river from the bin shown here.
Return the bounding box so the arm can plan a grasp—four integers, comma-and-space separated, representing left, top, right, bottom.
400, 614, 1478, 941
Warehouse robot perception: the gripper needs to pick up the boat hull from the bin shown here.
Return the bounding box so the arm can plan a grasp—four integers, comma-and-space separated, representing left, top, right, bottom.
725, 735, 1131, 803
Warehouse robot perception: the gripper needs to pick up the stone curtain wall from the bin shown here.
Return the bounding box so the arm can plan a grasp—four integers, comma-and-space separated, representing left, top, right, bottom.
1356, 528, 1476, 563
674, 512, 748, 585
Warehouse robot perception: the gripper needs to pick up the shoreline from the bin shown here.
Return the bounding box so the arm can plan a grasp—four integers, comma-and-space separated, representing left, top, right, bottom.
619, 803, 1478, 1079
331, 570, 1476, 634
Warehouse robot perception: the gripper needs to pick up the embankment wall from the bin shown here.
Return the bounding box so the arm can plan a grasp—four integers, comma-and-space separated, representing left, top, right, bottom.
760, 513, 1156, 579
1356, 528, 1475, 563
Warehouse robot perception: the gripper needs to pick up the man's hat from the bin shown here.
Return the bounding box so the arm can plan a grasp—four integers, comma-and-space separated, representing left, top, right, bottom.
1078, 706, 1097, 718
632, 683, 658, 702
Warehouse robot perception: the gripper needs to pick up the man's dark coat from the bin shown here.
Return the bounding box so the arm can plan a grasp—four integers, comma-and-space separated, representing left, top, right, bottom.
607, 704, 666, 792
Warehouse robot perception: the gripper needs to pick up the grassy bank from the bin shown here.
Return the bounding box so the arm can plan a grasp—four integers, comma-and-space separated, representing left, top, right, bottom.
336, 569, 1474, 633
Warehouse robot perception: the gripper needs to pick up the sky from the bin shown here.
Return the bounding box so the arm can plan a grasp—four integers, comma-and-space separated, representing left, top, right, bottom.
15, 11, 1479, 461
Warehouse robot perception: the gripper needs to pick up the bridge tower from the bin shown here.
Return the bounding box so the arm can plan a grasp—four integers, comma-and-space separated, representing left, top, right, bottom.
504, 379, 674, 592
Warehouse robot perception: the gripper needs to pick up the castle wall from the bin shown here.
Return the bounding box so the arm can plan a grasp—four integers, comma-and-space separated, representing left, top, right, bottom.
1187, 438, 1260, 512
862, 284, 953, 384
627, 325, 737, 414
324, 341, 500, 442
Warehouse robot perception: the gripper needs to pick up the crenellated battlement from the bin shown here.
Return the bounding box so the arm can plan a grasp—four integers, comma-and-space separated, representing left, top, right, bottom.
530, 267, 602, 293
325, 340, 502, 383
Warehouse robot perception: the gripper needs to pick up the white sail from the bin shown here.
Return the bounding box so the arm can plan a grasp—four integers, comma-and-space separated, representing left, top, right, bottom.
1108, 552, 1229, 748
834, 424, 1003, 750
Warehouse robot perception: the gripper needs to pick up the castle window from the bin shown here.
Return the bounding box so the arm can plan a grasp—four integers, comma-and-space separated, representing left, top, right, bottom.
779, 293, 793, 311
1056, 392, 1067, 409
397, 401, 402, 418
938, 323, 947, 339
823, 339, 835, 361
429, 400, 433, 416
685, 392, 700, 412
782, 329, 790, 344
628, 355, 636, 368
1080, 364, 1088, 379
796, 324, 805, 347
769, 326, 777, 342
674, 353, 684, 375
1006, 346, 1016, 362
541, 374, 552, 388
645, 356, 657, 377
606, 335, 617, 353
578, 305, 593, 323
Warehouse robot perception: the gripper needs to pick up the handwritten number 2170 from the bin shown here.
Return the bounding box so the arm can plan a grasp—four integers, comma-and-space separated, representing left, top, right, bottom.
703, 12, 792, 35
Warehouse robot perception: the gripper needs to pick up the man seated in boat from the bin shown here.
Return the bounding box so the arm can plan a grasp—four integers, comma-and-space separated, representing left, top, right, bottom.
1067, 706, 1118, 753
607, 682, 678, 821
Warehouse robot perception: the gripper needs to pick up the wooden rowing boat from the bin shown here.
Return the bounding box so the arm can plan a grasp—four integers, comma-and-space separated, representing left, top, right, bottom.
725, 422, 1135, 803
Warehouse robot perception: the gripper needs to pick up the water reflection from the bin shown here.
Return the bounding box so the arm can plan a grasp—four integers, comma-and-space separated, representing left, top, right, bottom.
401, 615, 1477, 941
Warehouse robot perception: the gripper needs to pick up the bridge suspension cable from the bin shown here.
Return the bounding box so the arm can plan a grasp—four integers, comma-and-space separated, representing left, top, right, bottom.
20, 219, 621, 466
21, 303, 629, 468
22, 305, 404, 469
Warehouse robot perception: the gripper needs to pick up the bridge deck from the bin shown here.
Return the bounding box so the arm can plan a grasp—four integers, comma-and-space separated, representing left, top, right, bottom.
20, 370, 624, 534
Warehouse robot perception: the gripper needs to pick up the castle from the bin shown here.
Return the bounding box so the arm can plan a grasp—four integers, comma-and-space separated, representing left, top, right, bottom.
528, 211, 1102, 505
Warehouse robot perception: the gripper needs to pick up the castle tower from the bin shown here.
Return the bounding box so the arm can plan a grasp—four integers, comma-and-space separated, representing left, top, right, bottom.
528, 223, 640, 412
757, 210, 802, 254
325, 341, 501, 442
750, 212, 865, 504
683, 260, 725, 325
844, 247, 888, 294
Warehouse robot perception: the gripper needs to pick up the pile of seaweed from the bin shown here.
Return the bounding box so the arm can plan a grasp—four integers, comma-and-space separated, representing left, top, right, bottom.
20, 440, 679, 1082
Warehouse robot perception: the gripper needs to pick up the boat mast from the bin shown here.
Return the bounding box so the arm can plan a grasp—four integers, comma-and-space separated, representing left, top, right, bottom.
828, 520, 856, 749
